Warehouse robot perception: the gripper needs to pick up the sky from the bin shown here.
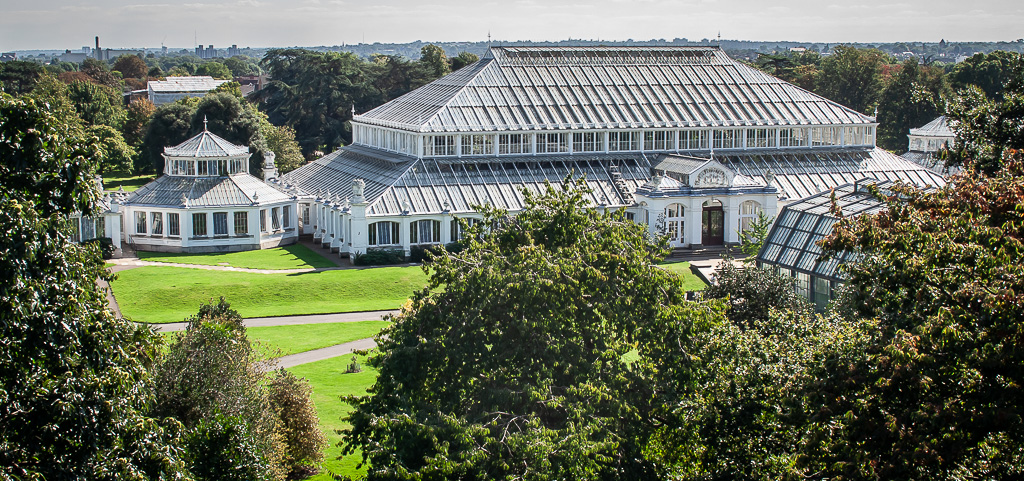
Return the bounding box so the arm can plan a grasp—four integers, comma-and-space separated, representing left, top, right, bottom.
2, 0, 1021, 51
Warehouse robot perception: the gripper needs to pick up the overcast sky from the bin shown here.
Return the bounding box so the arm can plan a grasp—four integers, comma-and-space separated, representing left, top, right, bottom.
2, 0, 1021, 51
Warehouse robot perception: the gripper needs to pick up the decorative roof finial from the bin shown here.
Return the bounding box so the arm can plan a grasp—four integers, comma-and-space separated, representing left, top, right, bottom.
203, 115, 208, 131
351, 104, 356, 117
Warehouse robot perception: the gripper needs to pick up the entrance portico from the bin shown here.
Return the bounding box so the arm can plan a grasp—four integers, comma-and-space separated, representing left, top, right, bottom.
635, 154, 778, 248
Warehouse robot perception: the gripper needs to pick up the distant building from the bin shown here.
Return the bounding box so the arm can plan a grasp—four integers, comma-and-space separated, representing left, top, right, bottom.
58, 50, 89, 63
0, 52, 16, 62
902, 116, 955, 174
120, 127, 298, 253
756, 179, 897, 311
147, 76, 229, 106
196, 45, 217, 59
227, 44, 240, 57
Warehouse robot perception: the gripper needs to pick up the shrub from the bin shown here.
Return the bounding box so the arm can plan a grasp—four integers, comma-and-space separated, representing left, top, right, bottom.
353, 248, 406, 266
268, 370, 327, 479
82, 236, 115, 259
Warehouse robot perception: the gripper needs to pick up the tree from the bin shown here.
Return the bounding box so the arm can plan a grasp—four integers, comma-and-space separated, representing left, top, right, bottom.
738, 211, 773, 258
154, 299, 287, 481
124, 98, 155, 149
343, 179, 689, 479
89, 124, 136, 174
419, 44, 450, 77
195, 61, 232, 79
258, 49, 378, 154
701, 259, 811, 327
948, 51, 1024, 100
259, 124, 305, 173
367, 54, 435, 101
0, 60, 45, 95
67, 80, 127, 130
81, 57, 122, 88
449, 51, 480, 71
816, 46, 889, 114
142, 99, 198, 173
0, 93, 188, 479
875, 59, 947, 151
945, 82, 1024, 174
223, 56, 259, 77
267, 370, 327, 478
113, 54, 148, 79
803, 158, 1024, 479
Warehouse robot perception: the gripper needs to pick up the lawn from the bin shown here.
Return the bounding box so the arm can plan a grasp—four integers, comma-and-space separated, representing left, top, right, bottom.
137, 244, 337, 270
658, 261, 708, 291
289, 353, 377, 481
112, 266, 428, 323
102, 173, 154, 192
160, 321, 390, 357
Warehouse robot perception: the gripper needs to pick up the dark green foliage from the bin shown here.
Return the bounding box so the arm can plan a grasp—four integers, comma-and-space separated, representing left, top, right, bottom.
195, 61, 231, 79
81, 57, 122, 88
343, 179, 688, 479
408, 244, 443, 263
185, 413, 275, 481
945, 82, 1024, 174
223, 56, 260, 77
816, 46, 889, 114
267, 370, 328, 478
701, 259, 811, 328
367, 54, 435, 103
0, 94, 100, 216
82, 236, 115, 259
142, 99, 196, 173
449, 51, 480, 71
0, 92, 188, 480
353, 248, 407, 266
88, 124, 136, 174
875, 60, 947, 151
258, 49, 379, 154
806, 156, 1024, 479
0, 60, 45, 95
948, 51, 1024, 99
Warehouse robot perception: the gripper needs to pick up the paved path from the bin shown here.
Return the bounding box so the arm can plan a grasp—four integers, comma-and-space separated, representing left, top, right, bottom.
149, 309, 400, 332
267, 337, 379, 370
688, 257, 747, 285
106, 258, 347, 274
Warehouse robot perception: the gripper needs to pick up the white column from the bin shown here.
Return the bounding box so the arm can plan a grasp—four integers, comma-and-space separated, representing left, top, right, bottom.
687, 199, 703, 247
724, 199, 741, 244
349, 203, 368, 262
402, 217, 412, 256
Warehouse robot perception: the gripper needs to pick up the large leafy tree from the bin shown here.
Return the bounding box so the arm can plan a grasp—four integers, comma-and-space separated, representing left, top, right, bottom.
67, 80, 127, 130
419, 44, 450, 77
0, 93, 188, 479
0, 60, 45, 95
258, 49, 378, 154
113, 54, 148, 80
816, 46, 889, 115
343, 180, 689, 479
947, 51, 1024, 100
802, 156, 1024, 479
142, 98, 197, 174
945, 80, 1024, 174
875, 59, 947, 151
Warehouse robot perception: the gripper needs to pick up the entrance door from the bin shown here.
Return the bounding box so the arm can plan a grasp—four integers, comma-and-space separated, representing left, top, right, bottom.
702, 206, 724, 245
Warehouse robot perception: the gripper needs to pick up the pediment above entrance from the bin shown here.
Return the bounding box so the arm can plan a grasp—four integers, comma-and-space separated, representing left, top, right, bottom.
652, 154, 737, 188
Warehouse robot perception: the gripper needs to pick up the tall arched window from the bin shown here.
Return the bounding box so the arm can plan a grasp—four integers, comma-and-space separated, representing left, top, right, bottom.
739, 200, 763, 233
369, 221, 400, 246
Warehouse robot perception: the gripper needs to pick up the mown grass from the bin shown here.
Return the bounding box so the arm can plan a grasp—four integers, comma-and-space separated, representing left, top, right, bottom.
160, 321, 390, 358
137, 244, 337, 270
658, 261, 709, 291
102, 173, 154, 192
112, 266, 427, 323
288, 353, 377, 481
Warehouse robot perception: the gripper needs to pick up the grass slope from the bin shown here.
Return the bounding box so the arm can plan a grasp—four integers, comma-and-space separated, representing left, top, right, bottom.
658, 261, 709, 291
137, 244, 337, 270
160, 321, 390, 358
102, 174, 154, 192
112, 266, 427, 323
288, 353, 377, 480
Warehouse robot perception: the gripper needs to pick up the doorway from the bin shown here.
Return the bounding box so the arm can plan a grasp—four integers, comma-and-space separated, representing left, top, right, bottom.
702, 206, 724, 245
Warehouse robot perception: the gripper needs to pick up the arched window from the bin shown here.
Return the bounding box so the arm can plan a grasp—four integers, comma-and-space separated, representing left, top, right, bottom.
369, 221, 400, 246
410, 219, 441, 245
739, 200, 763, 233
664, 203, 685, 246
